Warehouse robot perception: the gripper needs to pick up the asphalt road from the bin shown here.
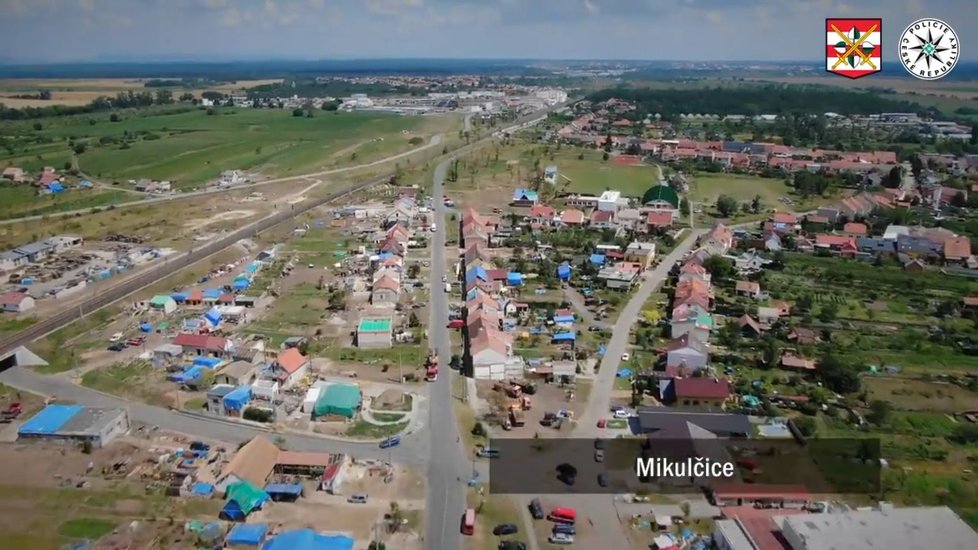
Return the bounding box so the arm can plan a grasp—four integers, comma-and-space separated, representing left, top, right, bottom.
568, 228, 704, 549
0, 364, 429, 462
423, 158, 468, 550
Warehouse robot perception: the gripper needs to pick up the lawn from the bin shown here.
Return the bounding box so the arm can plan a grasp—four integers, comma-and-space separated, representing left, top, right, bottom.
345, 419, 409, 439
686, 172, 838, 214
553, 149, 658, 197
1, 108, 449, 189
0, 184, 135, 220
80, 360, 172, 406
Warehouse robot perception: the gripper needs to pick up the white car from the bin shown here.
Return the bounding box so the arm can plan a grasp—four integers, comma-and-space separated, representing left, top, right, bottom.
620, 352, 630, 361
548, 533, 574, 545
613, 409, 630, 419
109, 332, 124, 342
430, 224, 437, 233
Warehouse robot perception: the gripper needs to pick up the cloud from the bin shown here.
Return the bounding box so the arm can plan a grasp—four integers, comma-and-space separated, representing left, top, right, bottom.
203, 0, 227, 8
79, 0, 96, 12
366, 0, 423, 16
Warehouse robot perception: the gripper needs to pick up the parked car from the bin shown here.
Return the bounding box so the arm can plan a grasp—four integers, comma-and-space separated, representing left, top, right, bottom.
597, 473, 608, 487
552, 523, 576, 536
379, 435, 401, 449
548, 533, 574, 545
596, 419, 606, 428
528, 498, 545, 519
594, 438, 606, 450
594, 450, 605, 463
498, 542, 526, 550
108, 332, 124, 342
620, 352, 630, 361
347, 494, 368, 504
107, 343, 126, 352
477, 447, 501, 458
492, 523, 518, 536
613, 409, 629, 419
588, 325, 602, 332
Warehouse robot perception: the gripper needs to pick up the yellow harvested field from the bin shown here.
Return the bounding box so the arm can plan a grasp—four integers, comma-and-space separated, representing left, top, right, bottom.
0, 78, 284, 107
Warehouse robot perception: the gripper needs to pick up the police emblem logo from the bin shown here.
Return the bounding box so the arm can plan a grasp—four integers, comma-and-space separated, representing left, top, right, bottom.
826, 18, 882, 79
899, 19, 959, 80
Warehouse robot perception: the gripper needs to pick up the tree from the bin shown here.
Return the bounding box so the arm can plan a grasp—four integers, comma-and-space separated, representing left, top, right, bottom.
817, 352, 861, 394
715, 194, 738, 217
949, 423, 978, 444
602, 152, 609, 161
951, 191, 967, 208
408, 312, 420, 327
328, 289, 346, 310
867, 399, 892, 425
751, 194, 761, 213
884, 165, 903, 188
292, 108, 304, 117
471, 421, 487, 437
817, 301, 839, 323
760, 335, 781, 366
703, 255, 735, 282
109, 113, 121, 122
793, 416, 817, 437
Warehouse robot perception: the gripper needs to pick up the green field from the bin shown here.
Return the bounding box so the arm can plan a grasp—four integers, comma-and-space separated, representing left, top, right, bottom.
0, 184, 135, 220
554, 150, 658, 197
0, 107, 453, 190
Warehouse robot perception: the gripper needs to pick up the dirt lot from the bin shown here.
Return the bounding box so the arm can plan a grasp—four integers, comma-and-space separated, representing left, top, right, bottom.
476, 378, 593, 440
0, 438, 221, 549
250, 462, 424, 549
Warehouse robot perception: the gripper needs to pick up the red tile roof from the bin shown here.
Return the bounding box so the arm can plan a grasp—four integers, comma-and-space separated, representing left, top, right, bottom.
276, 347, 308, 374
590, 210, 614, 223
528, 204, 555, 219
0, 292, 29, 305
945, 236, 972, 260
173, 333, 227, 352
814, 234, 854, 248
560, 209, 585, 224
772, 213, 797, 225
673, 377, 730, 399
646, 211, 674, 227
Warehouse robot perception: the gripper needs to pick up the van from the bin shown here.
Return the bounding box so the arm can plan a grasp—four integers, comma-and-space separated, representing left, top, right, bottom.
379, 435, 401, 449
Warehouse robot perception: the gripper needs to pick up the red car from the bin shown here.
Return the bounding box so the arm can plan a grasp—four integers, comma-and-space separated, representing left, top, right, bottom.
596, 419, 606, 428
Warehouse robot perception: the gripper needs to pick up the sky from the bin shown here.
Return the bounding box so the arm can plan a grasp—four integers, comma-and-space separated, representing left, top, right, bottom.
0, 0, 974, 63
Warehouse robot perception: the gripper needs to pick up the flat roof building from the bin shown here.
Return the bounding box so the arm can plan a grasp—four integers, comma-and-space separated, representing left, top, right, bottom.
356, 317, 393, 349
18, 404, 130, 448
778, 505, 978, 550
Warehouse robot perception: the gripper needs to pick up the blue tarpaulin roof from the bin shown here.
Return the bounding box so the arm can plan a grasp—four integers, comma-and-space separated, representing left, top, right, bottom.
553, 315, 575, 324
597, 345, 607, 356
465, 265, 488, 283
169, 365, 204, 382
171, 292, 188, 302
506, 272, 523, 286
246, 262, 261, 274
589, 254, 606, 265
552, 332, 576, 342
202, 288, 223, 299
557, 263, 572, 279
192, 482, 215, 496
264, 483, 303, 496
616, 368, 633, 378
48, 182, 64, 192
233, 280, 249, 291
205, 307, 222, 326
18, 404, 83, 435
227, 523, 268, 546
194, 356, 222, 368
223, 386, 252, 411
262, 529, 354, 550
140, 323, 153, 333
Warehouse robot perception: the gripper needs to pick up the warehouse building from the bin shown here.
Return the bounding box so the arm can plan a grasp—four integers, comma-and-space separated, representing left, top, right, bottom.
17, 404, 130, 448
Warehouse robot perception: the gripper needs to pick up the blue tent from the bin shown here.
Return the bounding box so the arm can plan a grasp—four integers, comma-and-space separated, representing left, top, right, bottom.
192, 482, 215, 496
139, 323, 153, 333
168, 365, 203, 382
245, 262, 261, 274
48, 181, 64, 193
233, 279, 250, 291
223, 386, 252, 412
553, 314, 575, 324
616, 368, 633, 378
262, 529, 354, 550
99, 269, 112, 279
226, 524, 268, 546
557, 263, 572, 281
20, 277, 33, 285
204, 307, 222, 327
597, 345, 607, 356
552, 332, 576, 342
589, 254, 606, 266
506, 272, 523, 286
194, 356, 222, 369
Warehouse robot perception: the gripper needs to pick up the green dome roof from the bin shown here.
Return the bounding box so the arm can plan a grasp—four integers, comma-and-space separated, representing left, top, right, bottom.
642, 184, 680, 208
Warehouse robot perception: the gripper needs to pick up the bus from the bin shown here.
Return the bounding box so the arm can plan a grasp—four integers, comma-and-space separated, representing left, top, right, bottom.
460, 508, 476, 535
548, 507, 576, 524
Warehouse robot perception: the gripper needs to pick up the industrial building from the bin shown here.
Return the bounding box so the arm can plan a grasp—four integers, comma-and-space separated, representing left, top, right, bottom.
712, 505, 978, 550
17, 404, 130, 448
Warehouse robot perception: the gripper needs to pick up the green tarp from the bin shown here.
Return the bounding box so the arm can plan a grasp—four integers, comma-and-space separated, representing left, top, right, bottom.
225, 480, 269, 515
313, 384, 361, 419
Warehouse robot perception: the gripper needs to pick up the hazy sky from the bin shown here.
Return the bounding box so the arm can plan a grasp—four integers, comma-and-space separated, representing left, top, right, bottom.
0, 0, 974, 63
